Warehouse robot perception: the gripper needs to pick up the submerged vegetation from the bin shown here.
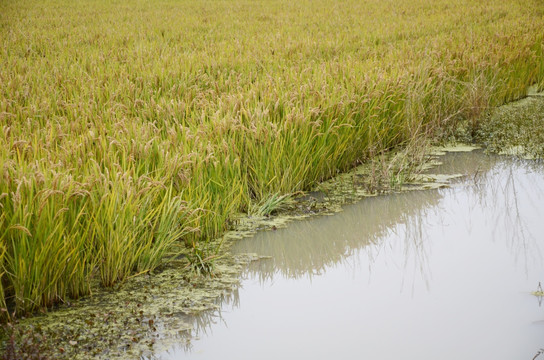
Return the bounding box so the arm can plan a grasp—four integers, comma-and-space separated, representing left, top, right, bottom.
0, 0, 544, 322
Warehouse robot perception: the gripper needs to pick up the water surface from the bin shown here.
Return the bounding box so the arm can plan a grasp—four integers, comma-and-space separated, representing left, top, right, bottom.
160, 152, 544, 360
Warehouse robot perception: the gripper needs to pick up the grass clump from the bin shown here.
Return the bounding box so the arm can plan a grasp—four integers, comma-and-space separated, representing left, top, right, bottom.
0, 0, 543, 318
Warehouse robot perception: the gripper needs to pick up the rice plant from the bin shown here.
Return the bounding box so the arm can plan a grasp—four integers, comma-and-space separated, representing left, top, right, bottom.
0, 0, 543, 316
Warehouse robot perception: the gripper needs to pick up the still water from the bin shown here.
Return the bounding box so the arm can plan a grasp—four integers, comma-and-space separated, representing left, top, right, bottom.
161, 152, 544, 360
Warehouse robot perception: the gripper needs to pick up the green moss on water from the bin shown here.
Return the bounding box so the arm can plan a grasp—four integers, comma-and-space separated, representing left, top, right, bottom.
430, 145, 482, 155
476, 95, 544, 160
6, 250, 260, 359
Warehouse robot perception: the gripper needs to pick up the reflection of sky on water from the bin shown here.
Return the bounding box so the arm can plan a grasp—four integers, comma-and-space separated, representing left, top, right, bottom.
158, 152, 544, 360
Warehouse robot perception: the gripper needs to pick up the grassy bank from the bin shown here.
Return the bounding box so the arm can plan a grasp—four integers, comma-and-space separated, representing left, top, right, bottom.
1, 0, 543, 317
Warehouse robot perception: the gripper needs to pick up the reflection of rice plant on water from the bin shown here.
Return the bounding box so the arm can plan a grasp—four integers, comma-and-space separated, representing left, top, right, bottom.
531, 282, 544, 306
531, 282, 544, 360
533, 348, 544, 360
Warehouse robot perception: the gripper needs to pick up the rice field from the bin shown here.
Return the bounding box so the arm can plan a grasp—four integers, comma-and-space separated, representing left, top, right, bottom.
0, 0, 543, 317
